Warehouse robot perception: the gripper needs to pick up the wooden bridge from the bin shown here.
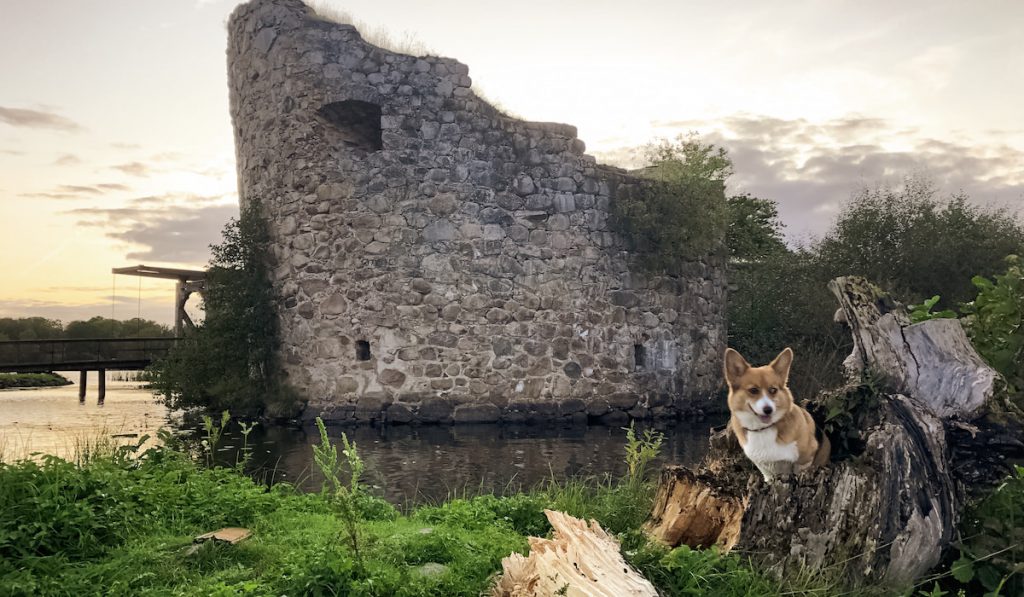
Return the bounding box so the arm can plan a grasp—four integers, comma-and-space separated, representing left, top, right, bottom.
0, 337, 177, 402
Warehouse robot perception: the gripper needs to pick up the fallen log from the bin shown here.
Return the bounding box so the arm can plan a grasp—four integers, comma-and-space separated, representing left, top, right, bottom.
492, 509, 657, 597
646, 276, 1024, 589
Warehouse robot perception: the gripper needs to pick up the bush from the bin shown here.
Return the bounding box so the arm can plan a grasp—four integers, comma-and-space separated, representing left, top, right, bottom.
950, 466, 1024, 596
612, 135, 728, 271
816, 177, 1024, 309
150, 202, 300, 417
962, 255, 1024, 399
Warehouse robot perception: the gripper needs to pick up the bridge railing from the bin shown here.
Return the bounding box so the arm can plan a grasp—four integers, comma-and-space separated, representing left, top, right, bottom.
0, 337, 178, 371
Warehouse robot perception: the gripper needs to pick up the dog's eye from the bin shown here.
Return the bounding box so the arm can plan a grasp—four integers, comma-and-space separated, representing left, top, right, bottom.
747, 387, 758, 395
768, 387, 777, 395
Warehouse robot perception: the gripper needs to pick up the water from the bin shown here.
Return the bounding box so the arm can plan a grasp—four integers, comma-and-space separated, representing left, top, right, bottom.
0, 377, 722, 504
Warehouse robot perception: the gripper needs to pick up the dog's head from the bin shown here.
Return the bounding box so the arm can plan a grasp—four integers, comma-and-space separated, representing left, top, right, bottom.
724, 347, 794, 430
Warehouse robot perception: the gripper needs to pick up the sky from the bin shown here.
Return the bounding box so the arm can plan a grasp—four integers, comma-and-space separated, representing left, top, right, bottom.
1, 0, 1022, 325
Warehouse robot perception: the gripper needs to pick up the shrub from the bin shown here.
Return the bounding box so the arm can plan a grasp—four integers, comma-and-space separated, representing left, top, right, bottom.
612, 134, 728, 271
816, 177, 1024, 309
961, 255, 1024, 398
950, 465, 1024, 596
150, 202, 300, 417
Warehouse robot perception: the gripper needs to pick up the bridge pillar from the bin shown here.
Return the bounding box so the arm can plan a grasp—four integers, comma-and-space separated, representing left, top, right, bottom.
79, 370, 87, 403
98, 369, 106, 405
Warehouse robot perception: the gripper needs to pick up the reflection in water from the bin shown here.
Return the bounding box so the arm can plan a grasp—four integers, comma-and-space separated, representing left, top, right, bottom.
201, 419, 722, 505
0, 376, 175, 460
1, 379, 724, 505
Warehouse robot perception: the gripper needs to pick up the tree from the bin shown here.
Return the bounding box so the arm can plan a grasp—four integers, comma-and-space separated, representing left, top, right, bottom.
816, 176, 1024, 308
726, 193, 786, 261
612, 134, 732, 271
64, 317, 171, 339
150, 202, 298, 417
0, 317, 63, 341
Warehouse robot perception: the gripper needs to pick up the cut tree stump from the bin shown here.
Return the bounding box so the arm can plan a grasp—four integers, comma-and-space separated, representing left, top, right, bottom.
492, 510, 657, 597
646, 276, 1024, 589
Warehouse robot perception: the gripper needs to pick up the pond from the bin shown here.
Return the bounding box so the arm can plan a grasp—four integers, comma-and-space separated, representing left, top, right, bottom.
0, 376, 723, 504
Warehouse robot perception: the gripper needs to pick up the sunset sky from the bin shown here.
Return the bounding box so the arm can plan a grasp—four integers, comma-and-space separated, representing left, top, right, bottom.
1, 0, 1021, 325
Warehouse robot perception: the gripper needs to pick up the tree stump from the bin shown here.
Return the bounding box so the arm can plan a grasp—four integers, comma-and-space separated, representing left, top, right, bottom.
492, 510, 658, 597
646, 276, 1024, 588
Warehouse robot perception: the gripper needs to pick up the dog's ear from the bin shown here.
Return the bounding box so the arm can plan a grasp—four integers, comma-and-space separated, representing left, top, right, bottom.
770, 347, 794, 383
723, 348, 750, 386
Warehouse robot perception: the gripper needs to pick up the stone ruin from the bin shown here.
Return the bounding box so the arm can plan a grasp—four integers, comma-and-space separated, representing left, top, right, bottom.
227, 0, 727, 424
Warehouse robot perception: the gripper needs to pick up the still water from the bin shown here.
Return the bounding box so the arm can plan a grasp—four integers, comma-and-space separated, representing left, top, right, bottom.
0, 376, 720, 504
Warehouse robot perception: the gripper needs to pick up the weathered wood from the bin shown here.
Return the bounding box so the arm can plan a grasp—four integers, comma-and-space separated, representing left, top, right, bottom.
492, 510, 657, 597
647, 276, 1023, 589
830, 276, 998, 418
645, 466, 746, 550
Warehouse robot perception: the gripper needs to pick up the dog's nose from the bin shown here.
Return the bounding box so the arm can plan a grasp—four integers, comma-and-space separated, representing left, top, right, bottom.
763, 404, 774, 415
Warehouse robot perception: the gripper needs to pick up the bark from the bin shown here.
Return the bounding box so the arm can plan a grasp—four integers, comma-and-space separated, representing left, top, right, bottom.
646, 276, 1024, 589
492, 510, 658, 597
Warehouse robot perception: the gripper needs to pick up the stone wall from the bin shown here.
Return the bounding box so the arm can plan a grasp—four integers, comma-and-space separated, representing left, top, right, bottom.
227, 0, 727, 424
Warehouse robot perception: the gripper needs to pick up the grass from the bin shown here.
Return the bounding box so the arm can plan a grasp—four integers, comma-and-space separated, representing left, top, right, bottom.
6, 419, 1004, 596
0, 372, 72, 390
308, 2, 434, 57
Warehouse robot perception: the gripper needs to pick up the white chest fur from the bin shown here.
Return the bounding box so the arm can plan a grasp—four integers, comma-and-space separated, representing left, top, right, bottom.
742, 427, 798, 466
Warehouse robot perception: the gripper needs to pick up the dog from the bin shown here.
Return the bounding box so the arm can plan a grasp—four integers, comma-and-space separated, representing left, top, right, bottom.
723, 347, 830, 481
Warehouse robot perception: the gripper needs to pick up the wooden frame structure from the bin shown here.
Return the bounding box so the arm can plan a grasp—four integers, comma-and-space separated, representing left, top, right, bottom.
111, 265, 207, 337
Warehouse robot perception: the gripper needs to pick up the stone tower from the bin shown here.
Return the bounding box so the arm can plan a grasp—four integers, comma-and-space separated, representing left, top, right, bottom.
227, 0, 726, 423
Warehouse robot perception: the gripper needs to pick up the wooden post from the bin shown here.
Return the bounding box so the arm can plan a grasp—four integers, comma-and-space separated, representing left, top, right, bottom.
78, 370, 87, 403
97, 369, 106, 405
174, 280, 184, 337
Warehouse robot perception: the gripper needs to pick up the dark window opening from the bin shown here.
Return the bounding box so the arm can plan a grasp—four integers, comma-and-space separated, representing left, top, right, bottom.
634, 344, 646, 371
318, 100, 383, 152
355, 340, 372, 361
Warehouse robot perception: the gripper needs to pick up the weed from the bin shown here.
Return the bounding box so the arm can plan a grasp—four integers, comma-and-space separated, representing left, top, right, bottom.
201, 410, 231, 467
908, 295, 958, 323
312, 417, 366, 569
623, 421, 664, 493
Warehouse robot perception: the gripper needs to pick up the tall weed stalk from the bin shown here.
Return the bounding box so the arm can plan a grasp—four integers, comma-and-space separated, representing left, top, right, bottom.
312, 417, 365, 569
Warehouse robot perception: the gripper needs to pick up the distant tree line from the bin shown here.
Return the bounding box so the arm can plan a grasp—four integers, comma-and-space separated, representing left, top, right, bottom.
0, 316, 173, 341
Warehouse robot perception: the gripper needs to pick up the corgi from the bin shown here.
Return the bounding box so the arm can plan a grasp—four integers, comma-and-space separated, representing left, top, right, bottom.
723, 347, 830, 481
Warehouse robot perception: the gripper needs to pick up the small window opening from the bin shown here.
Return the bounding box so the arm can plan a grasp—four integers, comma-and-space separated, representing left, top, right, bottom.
318, 100, 383, 152
634, 344, 646, 371
355, 340, 372, 361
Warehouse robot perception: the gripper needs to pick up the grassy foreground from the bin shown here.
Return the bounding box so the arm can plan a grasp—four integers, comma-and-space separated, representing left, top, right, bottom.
7, 418, 1009, 597
0, 425, 787, 597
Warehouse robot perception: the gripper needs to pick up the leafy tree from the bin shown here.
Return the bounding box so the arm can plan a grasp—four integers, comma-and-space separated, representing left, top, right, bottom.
150, 203, 299, 417
815, 176, 1024, 308
612, 134, 731, 271
0, 317, 63, 341
726, 193, 786, 261
64, 317, 171, 339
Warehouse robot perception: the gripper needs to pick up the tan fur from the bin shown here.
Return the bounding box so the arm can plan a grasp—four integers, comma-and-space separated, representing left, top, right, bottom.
723, 347, 830, 479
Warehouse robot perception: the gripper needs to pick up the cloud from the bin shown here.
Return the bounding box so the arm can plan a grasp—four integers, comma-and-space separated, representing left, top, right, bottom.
596, 113, 1024, 242
67, 199, 237, 265
1, 149, 25, 156
110, 142, 141, 150
97, 183, 131, 192
111, 162, 152, 177
17, 183, 133, 200
53, 153, 81, 166
57, 185, 102, 195
0, 106, 83, 132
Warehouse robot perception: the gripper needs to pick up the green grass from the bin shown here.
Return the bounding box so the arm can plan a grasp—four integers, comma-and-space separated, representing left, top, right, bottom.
1, 426, 958, 596
0, 372, 72, 389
